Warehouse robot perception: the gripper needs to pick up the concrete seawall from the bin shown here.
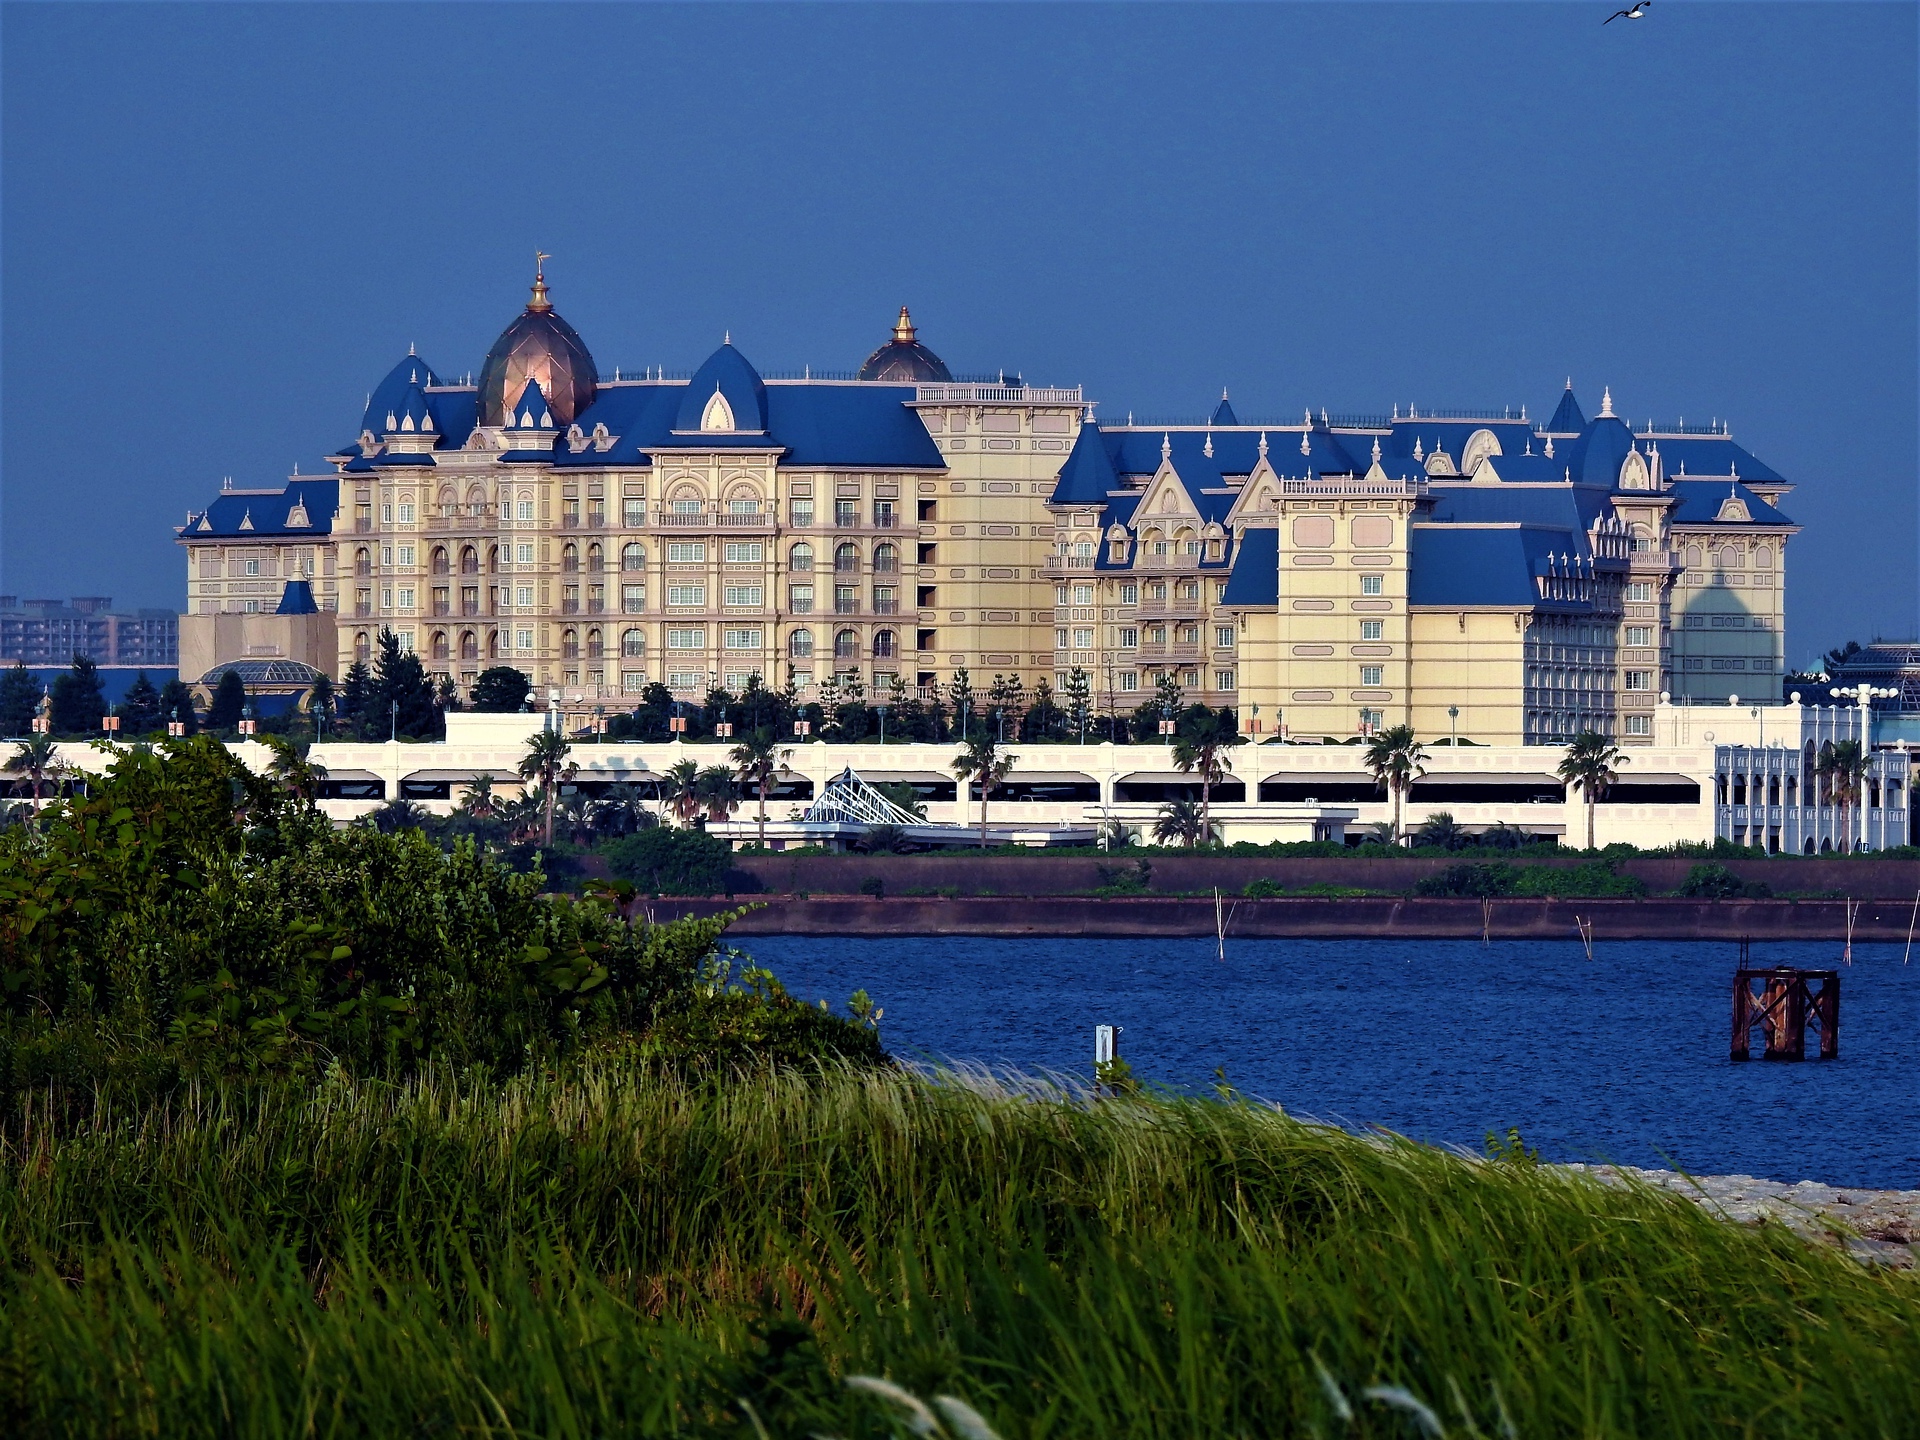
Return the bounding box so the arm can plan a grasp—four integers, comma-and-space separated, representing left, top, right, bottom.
645, 894, 1920, 940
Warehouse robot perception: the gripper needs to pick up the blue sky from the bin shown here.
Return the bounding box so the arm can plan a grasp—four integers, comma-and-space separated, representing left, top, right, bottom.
3, 1, 1914, 662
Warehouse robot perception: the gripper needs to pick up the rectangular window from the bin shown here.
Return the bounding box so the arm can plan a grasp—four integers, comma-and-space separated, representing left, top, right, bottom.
1360, 574, 1384, 596
380, 547, 393, 567
1625, 626, 1653, 646
1360, 666, 1384, 686
1359, 708, 1384, 728
515, 629, 533, 650
397, 631, 414, 652
728, 498, 760, 516
1120, 672, 1139, 691
1625, 670, 1652, 690
398, 545, 415, 568
667, 542, 706, 563
1216, 625, 1236, 648
1216, 671, 1237, 691
1073, 627, 1094, 650
1055, 585, 1069, 605
516, 543, 534, 564
621, 671, 646, 694
1072, 584, 1093, 606
1120, 582, 1139, 604
398, 588, 415, 609
834, 500, 858, 528
666, 627, 705, 649
397, 503, 415, 524
381, 587, 393, 609
723, 585, 764, 607
243, 559, 260, 576
670, 499, 702, 515
667, 585, 706, 607
381, 504, 393, 523
723, 628, 762, 649
834, 585, 858, 612
873, 500, 896, 527
1626, 582, 1652, 602
1056, 628, 1069, 649
516, 500, 534, 521
515, 586, 533, 607
790, 499, 814, 527
667, 670, 705, 689
1624, 713, 1651, 735
624, 499, 646, 527
724, 542, 764, 563
1118, 627, 1138, 648
622, 585, 646, 613
1359, 620, 1383, 641
789, 584, 814, 613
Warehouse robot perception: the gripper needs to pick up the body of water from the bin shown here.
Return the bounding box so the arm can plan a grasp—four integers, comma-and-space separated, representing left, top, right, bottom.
746, 935, 1920, 1190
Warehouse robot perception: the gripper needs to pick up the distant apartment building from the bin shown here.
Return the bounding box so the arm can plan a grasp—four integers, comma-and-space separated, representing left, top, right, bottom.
0, 596, 178, 667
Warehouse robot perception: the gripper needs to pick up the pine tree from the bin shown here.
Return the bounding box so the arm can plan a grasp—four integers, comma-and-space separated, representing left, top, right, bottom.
946, 667, 975, 740
470, 665, 531, 714
339, 661, 372, 727
306, 673, 336, 736
207, 670, 247, 730
48, 654, 107, 735
118, 672, 163, 734
157, 678, 199, 735
1063, 667, 1093, 741
365, 629, 440, 740
0, 662, 41, 738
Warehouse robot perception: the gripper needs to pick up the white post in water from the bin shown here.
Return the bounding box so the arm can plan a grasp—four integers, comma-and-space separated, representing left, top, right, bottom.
1094, 1025, 1119, 1067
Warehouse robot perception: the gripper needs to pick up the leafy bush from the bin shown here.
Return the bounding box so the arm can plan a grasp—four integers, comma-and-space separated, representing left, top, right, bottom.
601, 826, 735, 895
1413, 861, 1645, 899
1093, 859, 1153, 895
1242, 877, 1284, 898
1675, 863, 1773, 900
859, 875, 885, 898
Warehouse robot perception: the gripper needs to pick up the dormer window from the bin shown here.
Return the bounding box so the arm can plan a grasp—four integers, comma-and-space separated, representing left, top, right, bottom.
701, 390, 735, 432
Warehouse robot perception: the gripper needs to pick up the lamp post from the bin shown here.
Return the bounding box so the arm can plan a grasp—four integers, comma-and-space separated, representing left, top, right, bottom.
1448, 705, 1459, 747
388, 699, 399, 744
875, 701, 888, 745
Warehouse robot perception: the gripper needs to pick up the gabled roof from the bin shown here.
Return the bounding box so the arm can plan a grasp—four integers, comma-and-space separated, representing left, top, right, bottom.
674, 342, 769, 435
1667, 480, 1792, 526
1545, 385, 1586, 434
181, 479, 338, 539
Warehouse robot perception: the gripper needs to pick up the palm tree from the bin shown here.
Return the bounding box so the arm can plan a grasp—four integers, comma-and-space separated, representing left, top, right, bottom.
1171, 708, 1242, 845
1362, 724, 1427, 845
1816, 739, 1869, 853
590, 782, 654, 838
556, 791, 598, 846
260, 734, 327, 806
517, 728, 576, 847
1557, 731, 1627, 851
730, 727, 790, 849
1152, 796, 1212, 847
500, 788, 545, 843
952, 731, 1015, 849
1413, 810, 1467, 851
458, 773, 498, 818
3, 735, 65, 812
660, 758, 703, 828
694, 765, 738, 824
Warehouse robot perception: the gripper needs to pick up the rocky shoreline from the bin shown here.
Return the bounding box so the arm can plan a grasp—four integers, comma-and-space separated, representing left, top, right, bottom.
1558, 1164, 1919, 1268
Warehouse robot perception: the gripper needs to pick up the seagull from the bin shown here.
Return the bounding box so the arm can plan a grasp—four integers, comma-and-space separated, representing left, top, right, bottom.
1605, 1, 1648, 21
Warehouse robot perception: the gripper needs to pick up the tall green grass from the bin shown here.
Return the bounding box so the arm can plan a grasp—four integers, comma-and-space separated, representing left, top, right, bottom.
1, 1066, 1914, 1437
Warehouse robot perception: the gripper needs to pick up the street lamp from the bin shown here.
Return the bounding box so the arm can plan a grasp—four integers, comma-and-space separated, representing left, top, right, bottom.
1448, 705, 1459, 747
388, 699, 399, 744
875, 701, 888, 745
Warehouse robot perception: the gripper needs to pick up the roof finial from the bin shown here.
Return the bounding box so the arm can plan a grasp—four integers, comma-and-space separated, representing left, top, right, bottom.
1258, 431, 1268, 458
1221, 386, 1230, 401
1371, 437, 1382, 464
1565, 376, 1572, 390
528, 251, 553, 313
1413, 437, 1424, 460
1161, 432, 1171, 462
1203, 429, 1213, 458
1299, 429, 1311, 457
1544, 435, 1553, 458
409, 340, 416, 356
893, 306, 915, 343
724, 330, 731, 345
1600, 385, 1613, 418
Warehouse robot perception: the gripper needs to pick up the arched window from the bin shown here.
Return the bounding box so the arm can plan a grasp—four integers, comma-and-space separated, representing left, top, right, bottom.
1684, 545, 1702, 570
622, 542, 647, 571
431, 546, 449, 575
1755, 546, 1774, 569
835, 542, 860, 574
834, 628, 860, 660
1719, 546, 1741, 571
789, 628, 814, 658
459, 630, 478, 660
872, 630, 896, 659
873, 543, 898, 574
561, 628, 580, 660
790, 542, 814, 573
430, 631, 450, 661
727, 489, 760, 515
354, 630, 370, 661
562, 542, 579, 574
486, 544, 499, 572
487, 629, 500, 659
622, 629, 646, 658
355, 547, 372, 577
586, 627, 604, 659
466, 485, 487, 510
459, 546, 478, 575
587, 543, 604, 573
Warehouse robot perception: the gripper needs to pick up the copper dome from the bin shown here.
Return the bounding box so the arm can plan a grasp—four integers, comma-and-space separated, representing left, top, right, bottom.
857, 306, 952, 383
477, 265, 597, 427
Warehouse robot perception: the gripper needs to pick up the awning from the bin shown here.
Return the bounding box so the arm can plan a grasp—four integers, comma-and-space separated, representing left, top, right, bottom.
1116, 770, 1198, 785
569, 766, 666, 782
859, 770, 954, 784
1255, 770, 1376, 785
402, 768, 524, 784
1612, 772, 1696, 786
320, 768, 382, 782
1423, 771, 1559, 785
1005, 770, 1098, 785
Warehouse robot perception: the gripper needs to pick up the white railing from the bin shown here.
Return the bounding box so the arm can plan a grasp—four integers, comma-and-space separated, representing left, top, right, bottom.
1280, 476, 1425, 498
915, 383, 1084, 405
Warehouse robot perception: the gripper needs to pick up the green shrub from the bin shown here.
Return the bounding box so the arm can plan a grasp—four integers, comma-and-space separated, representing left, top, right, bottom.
1414, 861, 1644, 899
1094, 859, 1153, 896
602, 826, 734, 895
859, 875, 885, 898
1675, 862, 1773, 899
1242, 877, 1284, 898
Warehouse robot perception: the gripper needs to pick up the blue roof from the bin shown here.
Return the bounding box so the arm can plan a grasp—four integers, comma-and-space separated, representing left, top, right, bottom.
1219, 526, 1278, 605
674, 342, 769, 435
1656, 436, 1785, 484
1546, 386, 1586, 433
507, 378, 553, 429
183, 479, 338, 539
1667, 479, 1792, 526
387, 380, 435, 435
361, 354, 439, 435
1409, 526, 1588, 608
1558, 415, 1635, 486
1050, 423, 1122, 505
1210, 393, 1239, 426
1382, 419, 1536, 464
276, 579, 319, 614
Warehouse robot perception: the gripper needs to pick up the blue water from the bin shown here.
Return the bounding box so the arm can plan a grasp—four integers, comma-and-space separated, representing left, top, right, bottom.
745, 936, 1920, 1190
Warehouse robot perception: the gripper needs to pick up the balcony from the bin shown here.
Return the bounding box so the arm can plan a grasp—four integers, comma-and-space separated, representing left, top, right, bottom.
587, 600, 605, 614
432, 602, 450, 617
354, 518, 374, 534
716, 512, 774, 529
1044, 555, 1097, 571
562, 600, 580, 615
658, 513, 713, 528
872, 599, 900, 615
834, 599, 862, 615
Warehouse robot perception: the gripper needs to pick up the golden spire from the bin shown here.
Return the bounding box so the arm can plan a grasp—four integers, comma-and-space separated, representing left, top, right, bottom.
528, 250, 553, 313
892, 305, 916, 344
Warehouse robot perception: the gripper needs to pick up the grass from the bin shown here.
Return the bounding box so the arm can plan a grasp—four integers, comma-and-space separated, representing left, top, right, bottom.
1, 1065, 1915, 1437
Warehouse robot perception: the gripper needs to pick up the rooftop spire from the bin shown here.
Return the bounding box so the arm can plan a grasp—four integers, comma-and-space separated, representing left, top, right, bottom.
528, 250, 553, 313
893, 306, 916, 343
1600, 385, 1614, 418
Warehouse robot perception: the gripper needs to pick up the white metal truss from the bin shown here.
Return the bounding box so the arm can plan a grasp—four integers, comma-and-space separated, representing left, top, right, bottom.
802, 767, 929, 828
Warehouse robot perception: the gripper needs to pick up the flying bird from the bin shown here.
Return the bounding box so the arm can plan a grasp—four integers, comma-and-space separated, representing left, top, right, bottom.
1605, 1, 1648, 21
